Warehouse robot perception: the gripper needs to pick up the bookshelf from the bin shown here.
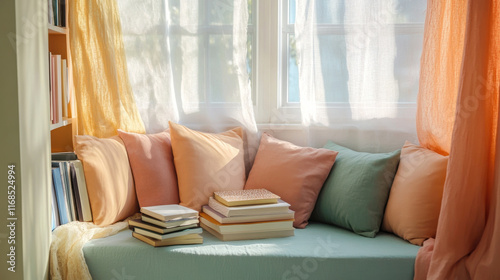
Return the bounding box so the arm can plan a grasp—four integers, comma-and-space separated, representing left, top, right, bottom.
48, 2, 76, 153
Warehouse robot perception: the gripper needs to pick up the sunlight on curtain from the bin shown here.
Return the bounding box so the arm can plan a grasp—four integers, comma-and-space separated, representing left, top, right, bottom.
69, 0, 145, 137
293, 0, 425, 136
117, 0, 256, 136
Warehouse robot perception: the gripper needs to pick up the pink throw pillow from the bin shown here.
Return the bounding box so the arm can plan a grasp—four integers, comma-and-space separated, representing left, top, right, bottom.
244, 133, 338, 228
118, 130, 179, 207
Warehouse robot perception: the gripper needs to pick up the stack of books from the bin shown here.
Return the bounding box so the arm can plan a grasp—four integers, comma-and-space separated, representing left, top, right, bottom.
200, 189, 295, 241
130, 205, 203, 247
51, 152, 92, 230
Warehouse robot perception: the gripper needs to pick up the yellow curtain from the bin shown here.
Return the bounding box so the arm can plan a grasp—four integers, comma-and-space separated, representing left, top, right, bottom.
69, 0, 145, 137
415, 0, 500, 279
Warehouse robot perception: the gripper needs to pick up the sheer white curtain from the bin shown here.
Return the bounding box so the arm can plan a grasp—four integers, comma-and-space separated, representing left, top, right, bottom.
117, 0, 258, 164
290, 0, 425, 151
117, 0, 256, 132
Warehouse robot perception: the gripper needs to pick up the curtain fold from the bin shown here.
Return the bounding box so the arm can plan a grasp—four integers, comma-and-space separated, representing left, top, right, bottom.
69, 0, 145, 138
415, 0, 500, 279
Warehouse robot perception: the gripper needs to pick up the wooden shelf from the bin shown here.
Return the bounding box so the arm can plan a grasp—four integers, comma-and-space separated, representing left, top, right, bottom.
48, 24, 67, 35
50, 117, 73, 131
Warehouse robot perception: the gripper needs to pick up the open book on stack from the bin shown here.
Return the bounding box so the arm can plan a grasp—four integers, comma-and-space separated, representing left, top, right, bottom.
201, 189, 295, 241
130, 204, 203, 247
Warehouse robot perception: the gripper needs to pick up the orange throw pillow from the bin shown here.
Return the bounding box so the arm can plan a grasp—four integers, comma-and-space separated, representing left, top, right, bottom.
169, 122, 246, 211
245, 133, 338, 228
382, 141, 448, 245
75, 135, 139, 226
118, 130, 179, 207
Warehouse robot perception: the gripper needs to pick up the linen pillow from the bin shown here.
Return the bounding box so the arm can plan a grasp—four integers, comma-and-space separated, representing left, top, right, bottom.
244, 133, 338, 229
118, 130, 179, 208
382, 141, 448, 245
74, 135, 139, 226
169, 122, 246, 211
311, 141, 401, 237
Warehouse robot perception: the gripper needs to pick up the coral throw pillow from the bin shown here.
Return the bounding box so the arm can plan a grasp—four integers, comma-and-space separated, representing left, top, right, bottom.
118, 130, 179, 208
382, 141, 448, 245
311, 141, 401, 237
74, 135, 139, 226
244, 133, 338, 228
169, 122, 246, 211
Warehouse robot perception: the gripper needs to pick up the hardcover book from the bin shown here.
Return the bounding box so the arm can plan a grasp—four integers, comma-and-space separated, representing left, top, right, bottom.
208, 197, 290, 217
134, 227, 203, 240
140, 204, 198, 221
132, 232, 203, 247
199, 212, 294, 234
213, 188, 280, 207
201, 223, 294, 242
129, 219, 197, 234
202, 205, 295, 224
141, 215, 199, 229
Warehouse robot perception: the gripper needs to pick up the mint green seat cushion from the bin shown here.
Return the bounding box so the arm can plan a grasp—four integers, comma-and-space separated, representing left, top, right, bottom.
83, 223, 418, 280
311, 141, 401, 237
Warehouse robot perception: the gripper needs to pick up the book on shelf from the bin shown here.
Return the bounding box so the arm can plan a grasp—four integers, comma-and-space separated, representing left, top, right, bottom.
134, 227, 202, 241
140, 204, 198, 222
214, 189, 280, 207
201, 223, 294, 242
128, 219, 197, 234
51, 152, 78, 161
71, 160, 92, 222
51, 180, 60, 230
51, 166, 70, 225
52, 161, 76, 221
202, 205, 294, 224
132, 232, 203, 247
141, 215, 199, 229
48, 0, 66, 27
199, 212, 294, 235
50, 153, 93, 226
208, 197, 290, 217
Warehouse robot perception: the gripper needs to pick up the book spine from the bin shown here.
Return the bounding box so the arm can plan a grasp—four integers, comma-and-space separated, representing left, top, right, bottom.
70, 163, 83, 221
51, 167, 70, 225
73, 161, 92, 222
55, 55, 62, 124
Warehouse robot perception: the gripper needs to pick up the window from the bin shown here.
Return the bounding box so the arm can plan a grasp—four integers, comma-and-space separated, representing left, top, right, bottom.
256, 0, 427, 123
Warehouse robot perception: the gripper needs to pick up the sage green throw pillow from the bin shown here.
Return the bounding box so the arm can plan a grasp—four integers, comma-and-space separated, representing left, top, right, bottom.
311, 141, 401, 238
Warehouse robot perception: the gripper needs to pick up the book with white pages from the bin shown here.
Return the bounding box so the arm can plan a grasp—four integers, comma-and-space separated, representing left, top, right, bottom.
201, 223, 294, 242
200, 213, 293, 234
208, 197, 290, 217
202, 205, 294, 224
142, 215, 199, 229
134, 226, 203, 240
129, 219, 197, 234
140, 204, 198, 221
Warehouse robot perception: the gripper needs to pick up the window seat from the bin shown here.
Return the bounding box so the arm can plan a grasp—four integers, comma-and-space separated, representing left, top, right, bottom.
83, 222, 419, 280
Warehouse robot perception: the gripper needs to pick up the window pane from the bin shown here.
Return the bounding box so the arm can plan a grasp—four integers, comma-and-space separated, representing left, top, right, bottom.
288, 0, 427, 25
287, 35, 299, 102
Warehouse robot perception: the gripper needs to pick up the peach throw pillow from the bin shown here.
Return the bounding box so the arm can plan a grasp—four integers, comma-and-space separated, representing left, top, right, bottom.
118, 130, 179, 207
382, 141, 448, 245
74, 135, 139, 226
245, 133, 338, 228
169, 122, 246, 211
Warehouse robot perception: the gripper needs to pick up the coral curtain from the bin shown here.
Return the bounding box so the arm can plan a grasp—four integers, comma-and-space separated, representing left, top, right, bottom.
69, 0, 145, 137
415, 0, 500, 279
